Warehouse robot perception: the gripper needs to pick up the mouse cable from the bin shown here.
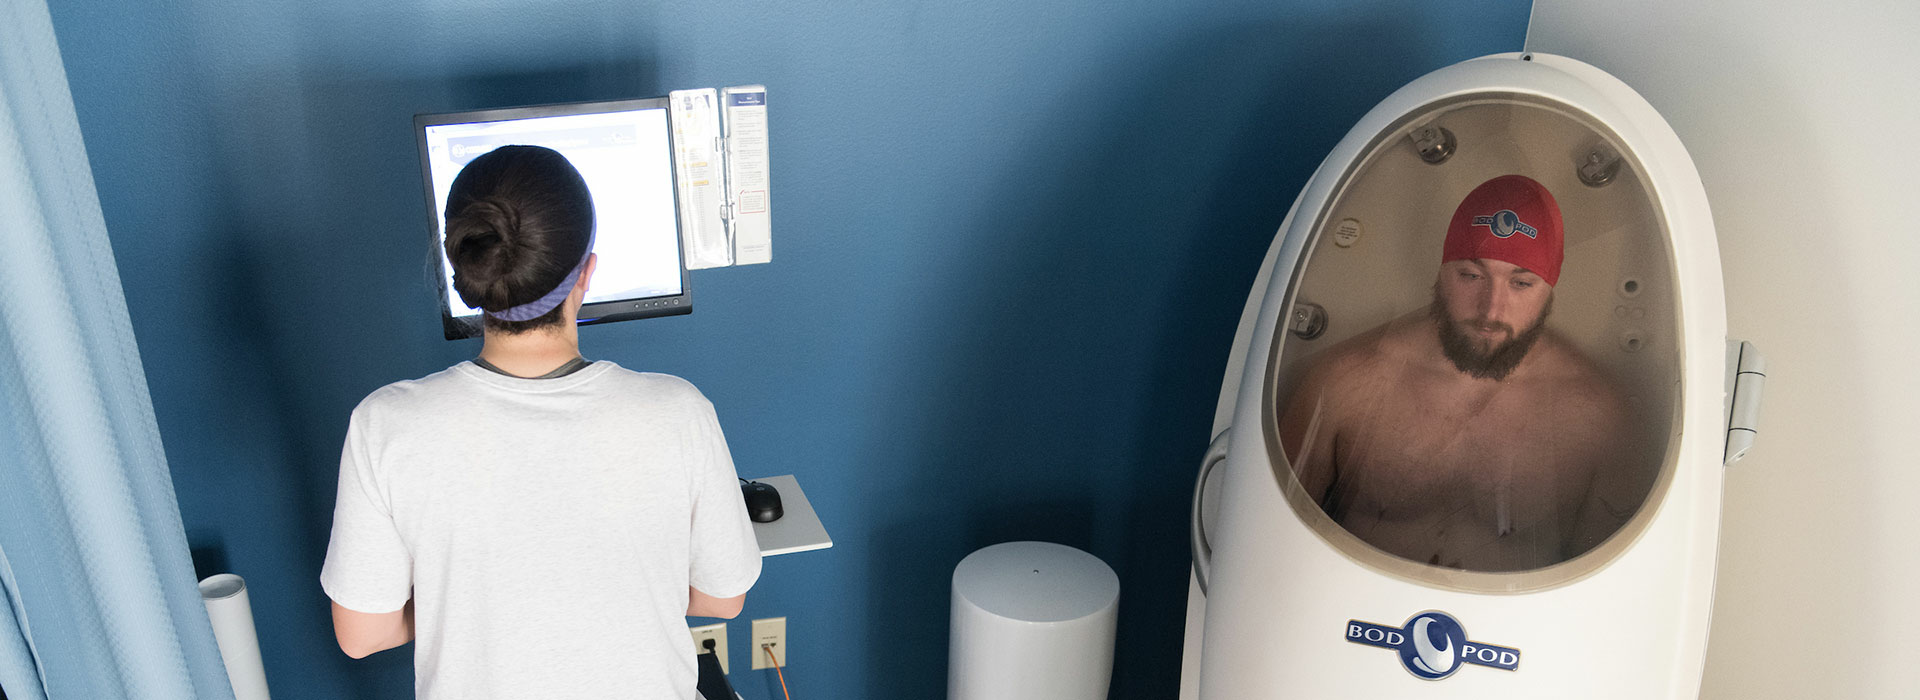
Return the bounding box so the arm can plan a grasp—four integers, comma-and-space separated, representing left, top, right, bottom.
762, 642, 791, 700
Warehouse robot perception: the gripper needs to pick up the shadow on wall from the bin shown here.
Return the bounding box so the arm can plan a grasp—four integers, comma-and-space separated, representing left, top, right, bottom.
189, 537, 228, 581
188, 58, 665, 696
858, 14, 1462, 700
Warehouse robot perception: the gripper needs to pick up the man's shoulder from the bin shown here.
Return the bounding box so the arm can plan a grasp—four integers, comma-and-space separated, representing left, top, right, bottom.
1528, 333, 1615, 389
1523, 332, 1627, 422
1311, 317, 1427, 380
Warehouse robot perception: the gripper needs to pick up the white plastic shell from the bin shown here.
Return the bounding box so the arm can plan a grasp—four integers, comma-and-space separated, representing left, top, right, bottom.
1183, 52, 1728, 699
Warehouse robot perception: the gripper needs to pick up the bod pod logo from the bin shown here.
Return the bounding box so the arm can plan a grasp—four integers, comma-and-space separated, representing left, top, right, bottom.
1471, 209, 1540, 239
1346, 611, 1521, 680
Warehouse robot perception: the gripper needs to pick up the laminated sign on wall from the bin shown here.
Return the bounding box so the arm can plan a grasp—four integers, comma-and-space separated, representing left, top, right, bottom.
669, 85, 772, 269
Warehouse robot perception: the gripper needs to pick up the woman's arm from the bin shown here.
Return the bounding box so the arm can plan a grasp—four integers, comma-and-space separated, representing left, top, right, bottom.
687, 587, 745, 619
331, 599, 414, 658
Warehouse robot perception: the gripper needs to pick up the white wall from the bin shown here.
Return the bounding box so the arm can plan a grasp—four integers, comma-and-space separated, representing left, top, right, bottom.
1526, 2, 1920, 697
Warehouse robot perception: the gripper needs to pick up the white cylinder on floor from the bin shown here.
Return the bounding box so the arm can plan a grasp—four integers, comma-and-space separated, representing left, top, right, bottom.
948, 541, 1119, 700
199, 573, 271, 700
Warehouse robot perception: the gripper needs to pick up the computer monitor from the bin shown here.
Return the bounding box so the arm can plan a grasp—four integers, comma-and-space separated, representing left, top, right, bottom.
416, 97, 691, 340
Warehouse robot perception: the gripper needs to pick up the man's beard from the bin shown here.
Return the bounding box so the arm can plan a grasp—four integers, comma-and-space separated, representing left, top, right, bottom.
1429, 290, 1551, 381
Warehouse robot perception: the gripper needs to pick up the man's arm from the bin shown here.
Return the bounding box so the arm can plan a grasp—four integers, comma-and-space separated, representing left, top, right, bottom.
1278, 361, 1342, 510
1566, 380, 1647, 556
331, 599, 414, 659
687, 587, 745, 619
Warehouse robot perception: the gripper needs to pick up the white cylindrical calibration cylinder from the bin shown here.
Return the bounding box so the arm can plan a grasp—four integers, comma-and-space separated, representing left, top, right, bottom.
199, 573, 271, 700
948, 541, 1119, 700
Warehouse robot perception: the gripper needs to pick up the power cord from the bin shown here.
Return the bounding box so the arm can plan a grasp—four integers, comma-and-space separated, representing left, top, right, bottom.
693, 637, 737, 700
761, 642, 791, 700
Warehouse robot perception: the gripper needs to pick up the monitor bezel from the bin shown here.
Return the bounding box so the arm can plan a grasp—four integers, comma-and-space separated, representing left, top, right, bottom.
415, 96, 693, 341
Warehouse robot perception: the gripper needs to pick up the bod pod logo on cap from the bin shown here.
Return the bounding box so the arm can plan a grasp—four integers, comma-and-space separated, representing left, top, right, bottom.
1442, 174, 1565, 286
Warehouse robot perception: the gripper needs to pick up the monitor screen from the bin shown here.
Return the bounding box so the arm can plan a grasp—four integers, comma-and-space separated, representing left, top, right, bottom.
416, 97, 691, 340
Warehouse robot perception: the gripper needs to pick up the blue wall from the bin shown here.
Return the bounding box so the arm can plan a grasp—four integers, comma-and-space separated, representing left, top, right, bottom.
46, 0, 1528, 697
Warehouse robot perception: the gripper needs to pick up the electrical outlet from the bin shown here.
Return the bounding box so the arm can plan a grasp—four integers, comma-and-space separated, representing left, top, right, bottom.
750, 616, 787, 670
690, 622, 729, 673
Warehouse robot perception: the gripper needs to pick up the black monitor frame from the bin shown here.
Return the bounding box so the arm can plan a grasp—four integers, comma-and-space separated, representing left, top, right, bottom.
415, 97, 693, 341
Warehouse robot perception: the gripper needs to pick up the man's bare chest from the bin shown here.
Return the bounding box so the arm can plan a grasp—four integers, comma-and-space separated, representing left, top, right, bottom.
1330, 388, 1583, 518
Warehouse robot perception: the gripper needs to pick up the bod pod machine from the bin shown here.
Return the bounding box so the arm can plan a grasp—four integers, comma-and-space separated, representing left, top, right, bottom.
1184, 52, 1765, 697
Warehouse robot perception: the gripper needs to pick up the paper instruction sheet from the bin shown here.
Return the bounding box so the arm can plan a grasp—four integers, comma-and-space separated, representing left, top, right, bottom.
723, 85, 771, 265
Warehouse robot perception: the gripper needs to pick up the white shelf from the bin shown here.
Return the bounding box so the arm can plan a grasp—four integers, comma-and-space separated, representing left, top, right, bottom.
746, 474, 831, 557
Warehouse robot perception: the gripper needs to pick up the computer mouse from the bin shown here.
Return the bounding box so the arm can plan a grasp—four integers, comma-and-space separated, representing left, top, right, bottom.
741, 481, 783, 523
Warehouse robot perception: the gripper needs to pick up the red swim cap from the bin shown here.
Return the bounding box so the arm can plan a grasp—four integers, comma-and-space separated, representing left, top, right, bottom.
1442, 174, 1564, 286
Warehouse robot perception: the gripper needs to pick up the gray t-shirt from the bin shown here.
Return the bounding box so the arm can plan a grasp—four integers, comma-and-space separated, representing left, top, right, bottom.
321, 361, 761, 699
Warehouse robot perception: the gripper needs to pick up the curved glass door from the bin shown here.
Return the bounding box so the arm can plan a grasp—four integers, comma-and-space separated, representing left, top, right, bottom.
1262, 93, 1681, 592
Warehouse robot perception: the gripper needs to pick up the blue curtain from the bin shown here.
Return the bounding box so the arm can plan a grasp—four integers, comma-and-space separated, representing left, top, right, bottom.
0, 1, 237, 699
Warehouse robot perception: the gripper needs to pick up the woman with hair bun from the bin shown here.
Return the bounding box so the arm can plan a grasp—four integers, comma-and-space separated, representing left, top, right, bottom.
320, 145, 760, 699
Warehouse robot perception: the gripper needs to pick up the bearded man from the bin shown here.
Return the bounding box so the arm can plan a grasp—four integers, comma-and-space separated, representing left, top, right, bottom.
1278, 175, 1642, 572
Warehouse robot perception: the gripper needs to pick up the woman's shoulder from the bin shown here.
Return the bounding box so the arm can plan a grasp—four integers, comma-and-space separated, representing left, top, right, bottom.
349, 364, 473, 415
587, 363, 711, 403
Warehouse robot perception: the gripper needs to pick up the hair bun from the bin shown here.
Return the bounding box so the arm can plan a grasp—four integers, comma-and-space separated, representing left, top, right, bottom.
445, 195, 526, 311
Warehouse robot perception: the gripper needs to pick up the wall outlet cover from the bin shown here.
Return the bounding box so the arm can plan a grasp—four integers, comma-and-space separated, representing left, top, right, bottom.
690, 622, 728, 673
751, 616, 787, 670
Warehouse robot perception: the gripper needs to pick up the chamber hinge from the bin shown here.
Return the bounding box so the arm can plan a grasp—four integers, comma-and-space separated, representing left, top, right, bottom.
1724, 339, 1767, 466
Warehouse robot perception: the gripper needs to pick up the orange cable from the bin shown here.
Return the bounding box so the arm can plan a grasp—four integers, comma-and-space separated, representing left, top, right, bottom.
762, 643, 791, 700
